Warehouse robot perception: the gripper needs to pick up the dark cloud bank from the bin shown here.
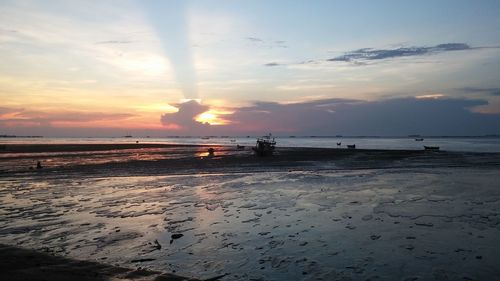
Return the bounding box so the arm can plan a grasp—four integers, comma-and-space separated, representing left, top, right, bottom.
161, 97, 500, 136
3, 98, 499, 137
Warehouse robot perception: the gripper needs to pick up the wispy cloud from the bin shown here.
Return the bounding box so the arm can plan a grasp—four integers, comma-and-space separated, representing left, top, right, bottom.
458, 87, 500, 96
245, 36, 287, 48
0, 27, 18, 33
95, 40, 134, 44
246, 37, 264, 42
264, 42, 493, 68
264, 62, 280, 67
0, 108, 135, 127
327, 43, 473, 63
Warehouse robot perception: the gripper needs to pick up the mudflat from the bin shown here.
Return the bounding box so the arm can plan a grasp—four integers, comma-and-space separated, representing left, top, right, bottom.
0, 243, 202, 281
1, 144, 500, 280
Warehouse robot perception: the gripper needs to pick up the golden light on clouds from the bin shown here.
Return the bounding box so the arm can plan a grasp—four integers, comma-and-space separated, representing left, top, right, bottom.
196, 112, 216, 123
195, 109, 232, 125
415, 93, 444, 99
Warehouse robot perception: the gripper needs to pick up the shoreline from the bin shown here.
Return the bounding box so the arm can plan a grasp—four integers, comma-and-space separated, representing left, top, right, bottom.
1, 143, 500, 176
2, 141, 500, 152
0, 143, 221, 153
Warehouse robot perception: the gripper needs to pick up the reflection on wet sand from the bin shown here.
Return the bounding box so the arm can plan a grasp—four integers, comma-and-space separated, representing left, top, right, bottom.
0, 145, 240, 173
1, 144, 500, 280
195, 147, 233, 159
2, 167, 500, 280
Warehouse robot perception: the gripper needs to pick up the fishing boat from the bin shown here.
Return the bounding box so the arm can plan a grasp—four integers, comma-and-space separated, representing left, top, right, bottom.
252, 134, 276, 156
424, 146, 440, 150
347, 144, 356, 149
236, 144, 245, 149
415, 138, 424, 141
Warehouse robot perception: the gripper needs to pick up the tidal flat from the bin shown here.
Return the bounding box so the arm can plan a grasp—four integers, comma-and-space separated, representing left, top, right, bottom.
1, 145, 500, 280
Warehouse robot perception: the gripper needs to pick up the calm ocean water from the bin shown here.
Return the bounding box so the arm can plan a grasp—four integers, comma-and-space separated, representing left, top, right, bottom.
2, 136, 500, 152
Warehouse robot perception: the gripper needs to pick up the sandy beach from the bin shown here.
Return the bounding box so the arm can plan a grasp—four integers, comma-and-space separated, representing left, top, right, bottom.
1, 143, 500, 280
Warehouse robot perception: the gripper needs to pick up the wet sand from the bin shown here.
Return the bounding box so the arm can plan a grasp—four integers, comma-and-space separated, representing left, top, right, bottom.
1, 143, 215, 153
0, 244, 203, 281
1, 143, 499, 175
1, 144, 500, 280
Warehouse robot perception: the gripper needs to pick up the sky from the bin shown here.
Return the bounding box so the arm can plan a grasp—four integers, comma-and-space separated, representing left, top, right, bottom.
1, 0, 500, 136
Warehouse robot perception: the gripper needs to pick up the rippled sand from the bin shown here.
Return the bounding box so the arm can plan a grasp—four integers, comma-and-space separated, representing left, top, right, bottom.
1, 145, 500, 280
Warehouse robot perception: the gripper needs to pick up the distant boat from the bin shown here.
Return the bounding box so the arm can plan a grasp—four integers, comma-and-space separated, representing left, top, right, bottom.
230, 139, 236, 142
424, 146, 440, 150
124, 135, 132, 138
336, 142, 341, 146
236, 144, 245, 149
252, 134, 276, 156
415, 138, 424, 141
201, 136, 210, 140
347, 144, 356, 149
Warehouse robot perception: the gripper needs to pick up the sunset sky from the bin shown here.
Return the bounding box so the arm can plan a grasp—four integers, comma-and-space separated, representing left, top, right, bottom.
1, 0, 500, 136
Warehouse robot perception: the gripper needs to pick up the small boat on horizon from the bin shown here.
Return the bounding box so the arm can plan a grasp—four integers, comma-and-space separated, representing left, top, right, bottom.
424, 146, 440, 150
236, 144, 245, 149
415, 138, 424, 141
336, 142, 341, 146
347, 144, 356, 149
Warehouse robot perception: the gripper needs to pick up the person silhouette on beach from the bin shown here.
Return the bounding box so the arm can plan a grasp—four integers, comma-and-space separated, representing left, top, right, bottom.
36, 161, 42, 169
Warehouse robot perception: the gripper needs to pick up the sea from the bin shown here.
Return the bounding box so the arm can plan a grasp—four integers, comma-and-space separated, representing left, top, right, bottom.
2, 136, 500, 153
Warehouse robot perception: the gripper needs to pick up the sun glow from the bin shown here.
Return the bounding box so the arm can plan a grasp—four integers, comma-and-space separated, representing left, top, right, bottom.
415, 93, 444, 99
195, 110, 232, 125
197, 112, 216, 123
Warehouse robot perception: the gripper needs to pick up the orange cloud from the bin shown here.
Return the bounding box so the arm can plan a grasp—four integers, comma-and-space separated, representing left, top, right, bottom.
0, 108, 136, 128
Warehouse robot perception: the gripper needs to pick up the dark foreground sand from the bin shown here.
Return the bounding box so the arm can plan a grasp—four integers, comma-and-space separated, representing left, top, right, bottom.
2, 144, 500, 280
0, 244, 207, 281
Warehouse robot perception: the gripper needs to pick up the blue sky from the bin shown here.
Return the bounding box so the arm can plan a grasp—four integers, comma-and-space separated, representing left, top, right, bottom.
1, 0, 500, 136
